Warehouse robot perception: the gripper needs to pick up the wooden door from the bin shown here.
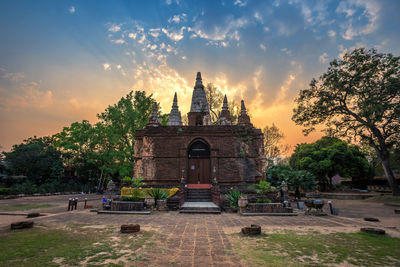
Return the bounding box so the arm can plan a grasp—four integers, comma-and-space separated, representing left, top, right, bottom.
188, 158, 210, 184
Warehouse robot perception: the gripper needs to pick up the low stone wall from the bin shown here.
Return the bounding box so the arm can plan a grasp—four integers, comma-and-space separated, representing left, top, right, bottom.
111, 201, 144, 211
243, 203, 293, 213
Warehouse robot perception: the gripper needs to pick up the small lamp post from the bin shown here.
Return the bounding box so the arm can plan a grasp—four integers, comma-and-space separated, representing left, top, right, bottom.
281, 181, 288, 203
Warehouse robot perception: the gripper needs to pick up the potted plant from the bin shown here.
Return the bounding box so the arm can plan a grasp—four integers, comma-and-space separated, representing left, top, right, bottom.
254, 180, 275, 203
122, 176, 133, 187
225, 189, 242, 213
148, 188, 169, 211
144, 196, 155, 210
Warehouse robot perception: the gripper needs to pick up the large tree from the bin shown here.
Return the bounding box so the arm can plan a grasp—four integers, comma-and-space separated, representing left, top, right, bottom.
204, 82, 240, 124
263, 123, 289, 168
266, 165, 316, 192
292, 48, 400, 195
54, 91, 160, 189
290, 136, 370, 190
205, 82, 223, 123
4, 136, 63, 185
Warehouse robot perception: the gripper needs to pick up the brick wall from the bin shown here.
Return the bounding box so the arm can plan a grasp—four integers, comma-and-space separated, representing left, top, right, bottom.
134, 125, 265, 185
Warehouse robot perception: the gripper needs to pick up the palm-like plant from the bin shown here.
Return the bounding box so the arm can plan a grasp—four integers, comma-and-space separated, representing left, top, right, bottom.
147, 188, 168, 201
225, 189, 242, 209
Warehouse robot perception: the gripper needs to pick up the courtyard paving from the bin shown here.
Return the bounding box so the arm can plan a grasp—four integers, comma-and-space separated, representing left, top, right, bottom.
1, 194, 399, 266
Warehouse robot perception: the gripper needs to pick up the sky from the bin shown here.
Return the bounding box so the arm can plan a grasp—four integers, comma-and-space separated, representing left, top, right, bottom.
1, 0, 400, 152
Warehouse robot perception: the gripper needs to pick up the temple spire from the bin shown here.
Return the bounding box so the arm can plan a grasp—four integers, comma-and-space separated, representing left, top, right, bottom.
240, 100, 246, 114
218, 94, 231, 125
222, 95, 228, 110
172, 92, 178, 108
147, 102, 161, 127
167, 92, 182, 126
189, 71, 210, 113
238, 100, 252, 125
195, 72, 204, 89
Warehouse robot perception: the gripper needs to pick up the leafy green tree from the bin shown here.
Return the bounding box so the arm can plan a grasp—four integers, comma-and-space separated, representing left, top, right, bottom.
96, 91, 156, 178
4, 136, 63, 185
266, 165, 316, 191
204, 82, 240, 124
263, 123, 290, 168
292, 48, 400, 195
53, 120, 98, 183
54, 91, 159, 190
205, 83, 223, 123
289, 137, 370, 190
227, 99, 240, 124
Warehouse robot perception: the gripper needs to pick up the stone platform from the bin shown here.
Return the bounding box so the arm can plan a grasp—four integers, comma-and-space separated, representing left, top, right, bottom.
180, 201, 221, 214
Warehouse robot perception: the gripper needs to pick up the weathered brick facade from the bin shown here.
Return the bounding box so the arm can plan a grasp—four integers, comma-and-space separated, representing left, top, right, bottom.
134, 125, 265, 185
133, 72, 266, 185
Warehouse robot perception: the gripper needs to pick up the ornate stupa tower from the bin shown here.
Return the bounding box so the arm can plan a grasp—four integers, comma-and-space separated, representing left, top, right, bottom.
238, 100, 252, 126
167, 92, 182, 126
147, 102, 161, 127
217, 95, 232, 125
187, 72, 211, 126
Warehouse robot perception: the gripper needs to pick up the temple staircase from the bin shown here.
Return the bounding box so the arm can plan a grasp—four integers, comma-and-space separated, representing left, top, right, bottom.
179, 188, 221, 214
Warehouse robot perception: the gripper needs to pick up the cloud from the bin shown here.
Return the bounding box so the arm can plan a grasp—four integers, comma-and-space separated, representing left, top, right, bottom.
263, 26, 270, 32
111, 39, 125, 44
337, 42, 365, 59
130, 62, 191, 115
148, 28, 160, 38
2, 72, 25, 82
281, 47, 291, 55
0, 80, 53, 111
259, 44, 267, 52
161, 26, 186, 42
254, 12, 263, 24
168, 13, 187, 24
319, 52, 329, 63
234, 0, 247, 7
128, 33, 137, 39
69, 6, 75, 14
166, 0, 180, 5
274, 74, 295, 104
103, 63, 111, 70
328, 30, 336, 38
188, 16, 248, 46
337, 0, 380, 40
108, 24, 121, 33
138, 34, 146, 44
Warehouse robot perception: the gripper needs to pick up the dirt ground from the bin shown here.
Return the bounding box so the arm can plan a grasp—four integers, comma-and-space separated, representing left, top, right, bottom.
1, 194, 399, 266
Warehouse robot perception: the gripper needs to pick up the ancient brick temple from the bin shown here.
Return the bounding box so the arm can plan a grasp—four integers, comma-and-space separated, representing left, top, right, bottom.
134, 72, 265, 187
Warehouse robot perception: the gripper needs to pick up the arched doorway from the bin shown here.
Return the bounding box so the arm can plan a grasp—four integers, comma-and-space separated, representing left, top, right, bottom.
187, 140, 211, 184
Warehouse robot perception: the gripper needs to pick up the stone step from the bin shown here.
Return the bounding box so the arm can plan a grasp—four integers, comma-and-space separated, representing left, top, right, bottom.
187, 191, 211, 195
179, 201, 220, 214
179, 209, 221, 214
187, 193, 212, 197
186, 199, 212, 202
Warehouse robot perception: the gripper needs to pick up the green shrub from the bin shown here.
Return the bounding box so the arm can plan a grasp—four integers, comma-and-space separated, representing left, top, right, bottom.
147, 188, 168, 201
257, 198, 272, 203
0, 188, 12, 195
254, 180, 276, 196
122, 176, 133, 185
132, 176, 145, 188
120, 196, 142, 202
225, 189, 242, 209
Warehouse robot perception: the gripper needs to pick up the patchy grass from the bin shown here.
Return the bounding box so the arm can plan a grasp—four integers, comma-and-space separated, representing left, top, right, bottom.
364, 195, 400, 204
229, 230, 400, 267
0, 203, 56, 211
0, 224, 154, 266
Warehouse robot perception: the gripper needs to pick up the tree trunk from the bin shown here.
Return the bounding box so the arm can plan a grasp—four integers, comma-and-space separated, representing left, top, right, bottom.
373, 144, 400, 196
97, 169, 104, 192
381, 158, 400, 196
